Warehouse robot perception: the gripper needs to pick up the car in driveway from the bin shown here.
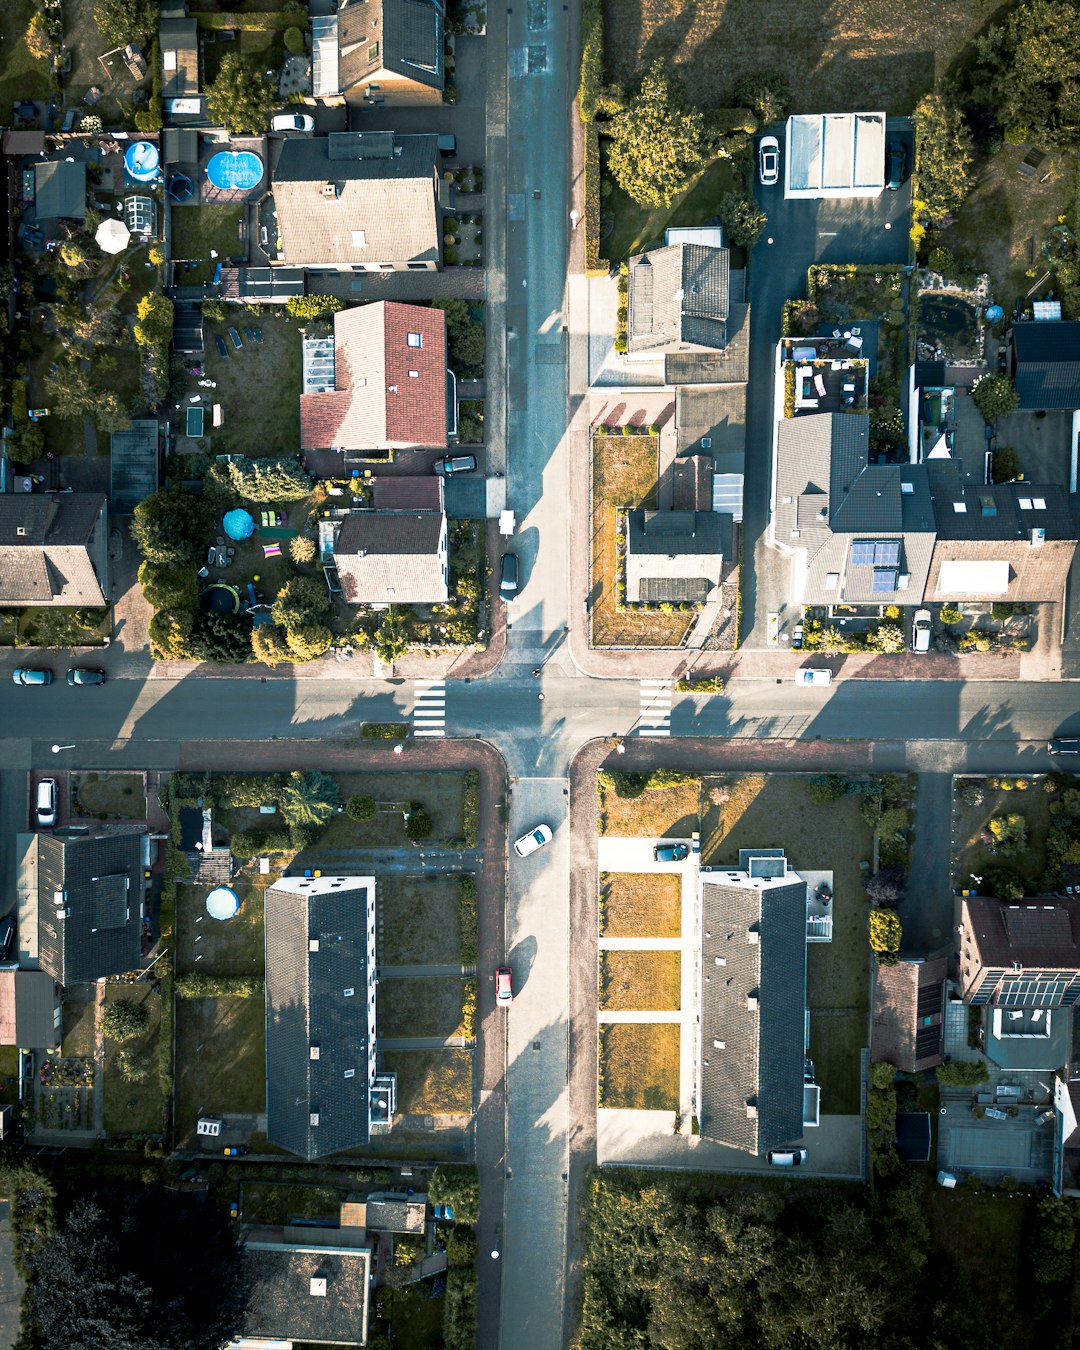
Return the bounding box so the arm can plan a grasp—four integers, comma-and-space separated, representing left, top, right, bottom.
886, 141, 907, 191
758, 135, 780, 186
433, 454, 477, 476
1049, 737, 1080, 754
67, 667, 106, 686
12, 668, 52, 686
35, 778, 57, 828
271, 112, 315, 133
500, 552, 519, 599
654, 842, 689, 862
513, 823, 552, 857
767, 1148, 808, 1167
495, 967, 513, 1005
796, 668, 832, 686
911, 609, 932, 653
215, 334, 229, 359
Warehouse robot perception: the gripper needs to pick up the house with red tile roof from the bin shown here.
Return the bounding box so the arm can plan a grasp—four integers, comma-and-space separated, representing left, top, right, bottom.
300, 301, 449, 453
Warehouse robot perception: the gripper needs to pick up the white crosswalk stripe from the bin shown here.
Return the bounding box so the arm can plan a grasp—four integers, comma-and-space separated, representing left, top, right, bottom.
637, 678, 673, 736
413, 679, 446, 737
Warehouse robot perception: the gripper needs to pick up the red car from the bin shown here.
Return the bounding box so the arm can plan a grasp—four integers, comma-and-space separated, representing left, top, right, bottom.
496, 967, 513, 1006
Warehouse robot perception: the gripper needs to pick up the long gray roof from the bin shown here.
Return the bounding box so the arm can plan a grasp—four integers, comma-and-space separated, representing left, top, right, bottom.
699, 873, 808, 1154
339, 0, 444, 94
265, 877, 375, 1161
1011, 322, 1080, 409
628, 244, 730, 354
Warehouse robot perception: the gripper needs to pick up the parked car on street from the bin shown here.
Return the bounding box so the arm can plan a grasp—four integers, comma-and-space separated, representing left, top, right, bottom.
271, 113, 315, 133
433, 454, 477, 476
500, 552, 519, 598
513, 823, 552, 857
1049, 737, 1080, 754
496, 967, 513, 1005
758, 135, 780, 186
12, 668, 53, 686
911, 609, 932, 653
767, 1148, 808, 1166
796, 668, 832, 686
67, 668, 106, 686
35, 778, 57, 828
654, 842, 689, 862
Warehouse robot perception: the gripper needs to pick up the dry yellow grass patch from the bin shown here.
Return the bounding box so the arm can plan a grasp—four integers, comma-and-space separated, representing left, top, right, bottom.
600, 950, 681, 1011
599, 1023, 680, 1110
601, 872, 682, 938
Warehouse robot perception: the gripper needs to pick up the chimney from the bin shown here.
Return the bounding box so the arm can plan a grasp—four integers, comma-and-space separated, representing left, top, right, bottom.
322, 182, 339, 198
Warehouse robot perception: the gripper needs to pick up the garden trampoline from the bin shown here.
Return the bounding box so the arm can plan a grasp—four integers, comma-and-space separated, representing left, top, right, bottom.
206, 151, 264, 192
186, 405, 204, 437
201, 583, 241, 614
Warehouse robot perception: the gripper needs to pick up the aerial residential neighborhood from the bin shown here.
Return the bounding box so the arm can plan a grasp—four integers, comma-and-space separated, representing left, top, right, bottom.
1, 0, 1080, 1347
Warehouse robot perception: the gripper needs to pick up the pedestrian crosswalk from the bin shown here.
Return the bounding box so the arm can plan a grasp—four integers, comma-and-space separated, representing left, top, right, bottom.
412, 679, 446, 737
638, 678, 673, 736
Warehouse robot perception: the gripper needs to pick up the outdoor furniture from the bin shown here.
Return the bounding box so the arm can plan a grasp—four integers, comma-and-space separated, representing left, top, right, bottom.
814, 373, 827, 397
207, 547, 219, 566
263, 543, 282, 558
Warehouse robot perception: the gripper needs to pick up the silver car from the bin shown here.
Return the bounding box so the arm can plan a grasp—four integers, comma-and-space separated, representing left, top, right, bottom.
911, 609, 932, 653
758, 135, 780, 187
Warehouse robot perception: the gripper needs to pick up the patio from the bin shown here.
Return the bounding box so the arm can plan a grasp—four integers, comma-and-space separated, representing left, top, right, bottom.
937, 1100, 1055, 1186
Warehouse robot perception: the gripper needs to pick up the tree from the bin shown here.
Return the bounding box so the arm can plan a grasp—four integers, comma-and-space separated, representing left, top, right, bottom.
972, 372, 1020, 421
290, 535, 317, 564
224, 455, 313, 503
973, 0, 1080, 146
987, 812, 1028, 858
148, 243, 165, 266
251, 625, 294, 666
26, 12, 52, 60
346, 794, 377, 822
59, 239, 94, 272
191, 612, 252, 664
100, 998, 150, 1043
1031, 1198, 1076, 1284
8, 421, 44, 461
717, 192, 768, 248
406, 805, 432, 839
429, 1164, 480, 1224
133, 487, 212, 568
986, 867, 1025, 901
936, 1060, 989, 1087
285, 623, 332, 661
912, 93, 974, 223
432, 298, 485, 376
605, 60, 707, 208
284, 294, 346, 320
207, 54, 274, 136
271, 576, 330, 632
279, 770, 339, 828
134, 292, 174, 351
732, 69, 791, 126
93, 0, 157, 45
138, 561, 197, 611
864, 865, 905, 906
806, 774, 846, 803
991, 444, 1020, 482
868, 907, 902, 962
149, 606, 196, 660
374, 611, 407, 664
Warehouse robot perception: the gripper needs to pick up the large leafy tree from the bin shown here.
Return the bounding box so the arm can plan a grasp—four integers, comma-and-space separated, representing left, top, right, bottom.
972, 372, 1020, 421
271, 576, 331, 633
732, 69, 791, 126
279, 770, 340, 828
134, 292, 174, 351
912, 93, 974, 224
93, 0, 158, 46
207, 54, 274, 136
973, 0, 1080, 145
605, 60, 706, 208
44, 361, 127, 428
99, 998, 149, 1042
132, 486, 212, 568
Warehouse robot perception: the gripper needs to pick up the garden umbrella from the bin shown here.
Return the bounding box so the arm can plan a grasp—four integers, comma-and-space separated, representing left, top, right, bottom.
95, 216, 130, 254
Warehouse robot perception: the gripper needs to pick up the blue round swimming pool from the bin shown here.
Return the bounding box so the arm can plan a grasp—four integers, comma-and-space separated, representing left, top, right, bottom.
206, 150, 264, 192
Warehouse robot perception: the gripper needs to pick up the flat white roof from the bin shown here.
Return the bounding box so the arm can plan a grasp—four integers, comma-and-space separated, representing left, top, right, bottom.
936, 560, 1011, 595
785, 113, 886, 199
664, 225, 724, 250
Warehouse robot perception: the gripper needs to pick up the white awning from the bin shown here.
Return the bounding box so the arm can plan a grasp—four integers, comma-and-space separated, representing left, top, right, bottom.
936, 560, 1010, 595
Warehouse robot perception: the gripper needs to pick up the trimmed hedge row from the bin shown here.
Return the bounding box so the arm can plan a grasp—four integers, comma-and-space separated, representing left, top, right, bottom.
584, 124, 609, 277
578, 0, 603, 123
177, 973, 264, 999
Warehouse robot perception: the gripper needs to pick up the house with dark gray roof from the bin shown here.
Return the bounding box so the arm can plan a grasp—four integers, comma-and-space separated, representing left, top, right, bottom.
34, 159, 86, 222
627, 243, 734, 358
331, 511, 448, 604
624, 510, 729, 604
1009, 321, 1080, 409
238, 1224, 371, 1347
272, 132, 441, 270
15, 829, 147, 985
697, 851, 811, 1155
264, 876, 388, 1162
338, 0, 444, 107
0, 494, 108, 609
871, 957, 948, 1073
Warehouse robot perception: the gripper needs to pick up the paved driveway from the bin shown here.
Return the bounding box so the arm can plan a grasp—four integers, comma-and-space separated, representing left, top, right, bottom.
742, 120, 913, 648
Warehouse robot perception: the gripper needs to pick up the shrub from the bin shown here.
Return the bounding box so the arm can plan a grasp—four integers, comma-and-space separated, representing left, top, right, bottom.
991, 445, 1020, 483
230, 829, 291, 859
100, 999, 149, 1043
986, 867, 1025, 901
447, 1224, 478, 1266
346, 794, 377, 822
360, 722, 408, 739
961, 784, 985, 808
583, 126, 609, 275
285, 294, 345, 320
938, 604, 963, 626
406, 806, 432, 840
868, 907, 902, 961
806, 774, 846, 803
176, 974, 264, 998
972, 372, 1020, 421
732, 69, 791, 125
284, 25, 305, 53
578, 0, 603, 122
429, 1164, 480, 1224
936, 1061, 988, 1087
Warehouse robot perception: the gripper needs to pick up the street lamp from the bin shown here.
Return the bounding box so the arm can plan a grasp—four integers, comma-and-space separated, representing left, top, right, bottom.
51, 744, 74, 754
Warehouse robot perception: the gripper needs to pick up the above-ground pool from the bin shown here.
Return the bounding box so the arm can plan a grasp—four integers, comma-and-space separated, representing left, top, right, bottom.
125, 140, 159, 182
207, 150, 264, 191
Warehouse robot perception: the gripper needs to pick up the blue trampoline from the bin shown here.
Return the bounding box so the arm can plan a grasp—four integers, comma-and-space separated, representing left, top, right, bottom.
167, 174, 194, 202
125, 141, 159, 182
207, 151, 264, 192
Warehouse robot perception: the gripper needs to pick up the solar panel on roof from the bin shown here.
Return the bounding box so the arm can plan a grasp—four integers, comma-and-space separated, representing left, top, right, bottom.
915, 1026, 942, 1059
874, 540, 900, 566
871, 569, 897, 592
917, 985, 943, 1019
850, 540, 875, 565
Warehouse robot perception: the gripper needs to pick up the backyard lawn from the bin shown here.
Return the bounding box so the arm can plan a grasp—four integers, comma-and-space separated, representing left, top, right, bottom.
953, 779, 1054, 893
591, 433, 692, 648
102, 984, 163, 1136
71, 772, 146, 820
598, 772, 700, 837
379, 876, 463, 966
201, 312, 301, 459
169, 205, 245, 282
314, 772, 466, 849
600, 951, 680, 1011
600, 0, 1010, 116
0, 0, 52, 110
241, 1183, 347, 1226
601, 873, 681, 938
175, 881, 265, 977
377, 977, 468, 1039
61, 997, 96, 1059
602, 158, 739, 265
174, 996, 266, 1142
379, 1286, 445, 1350
381, 1049, 473, 1115
599, 1023, 679, 1110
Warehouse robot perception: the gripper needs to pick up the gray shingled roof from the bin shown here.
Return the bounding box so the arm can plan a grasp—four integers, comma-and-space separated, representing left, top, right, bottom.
333, 511, 448, 604
272, 133, 439, 267
22, 830, 145, 985
1011, 322, 1080, 409
265, 878, 375, 1162
339, 0, 444, 94
34, 160, 86, 221
665, 300, 749, 385
628, 244, 730, 355
0, 494, 107, 607
699, 872, 808, 1154
625, 510, 728, 603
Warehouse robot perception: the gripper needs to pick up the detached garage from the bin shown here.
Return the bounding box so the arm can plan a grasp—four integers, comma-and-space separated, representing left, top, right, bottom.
784, 112, 885, 199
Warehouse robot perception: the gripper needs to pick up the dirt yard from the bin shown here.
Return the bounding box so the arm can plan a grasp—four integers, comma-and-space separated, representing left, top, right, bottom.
600, 0, 1012, 116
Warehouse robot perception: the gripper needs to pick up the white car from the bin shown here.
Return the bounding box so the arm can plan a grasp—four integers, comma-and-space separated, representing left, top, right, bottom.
272, 113, 315, 133
513, 823, 552, 858
758, 135, 780, 187
796, 668, 832, 687
911, 609, 932, 653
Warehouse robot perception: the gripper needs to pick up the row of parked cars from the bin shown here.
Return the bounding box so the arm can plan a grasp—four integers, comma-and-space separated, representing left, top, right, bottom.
757, 134, 907, 190
13, 667, 106, 686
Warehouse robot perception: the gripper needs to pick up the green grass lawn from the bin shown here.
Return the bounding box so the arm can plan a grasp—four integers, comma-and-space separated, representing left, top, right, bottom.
102, 985, 164, 1136
61, 997, 96, 1058
601, 158, 740, 264
169, 205, 245, 281
241, 1182, 347, 1226
378, 978, 468, 1039
175, 880, 265, 977
381, 1049, 473, 1115
953, 781, 1053, 892
0, 0, 53, 111
71, 772, 146, 820
381, 1285, 446, 1349
174, 996, 266, 1143
199, 311, 302, 458
379, 876, 463, 965
315, 772, 466, 849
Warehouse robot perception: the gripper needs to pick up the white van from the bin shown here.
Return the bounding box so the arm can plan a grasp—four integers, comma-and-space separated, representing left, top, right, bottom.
35, 779, 57, 828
